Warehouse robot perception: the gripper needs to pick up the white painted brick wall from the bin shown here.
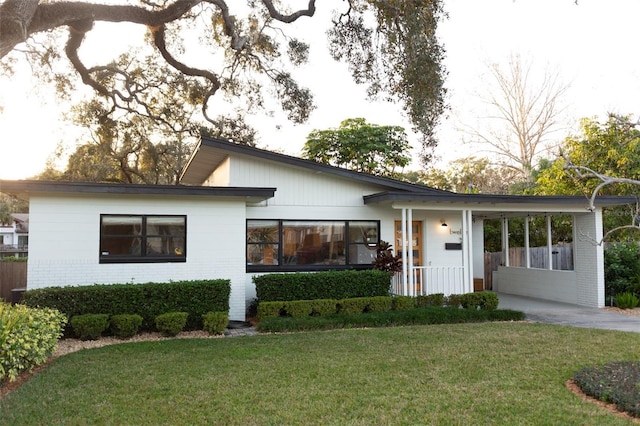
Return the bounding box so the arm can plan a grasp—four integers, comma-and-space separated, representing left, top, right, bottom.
27, 194, 248, 321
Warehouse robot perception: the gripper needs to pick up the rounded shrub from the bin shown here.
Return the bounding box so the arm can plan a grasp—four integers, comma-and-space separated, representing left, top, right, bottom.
202, 312, 229, 335
110, 314, 144, 339
155, 312, 188, 337
70, 314, 110, 341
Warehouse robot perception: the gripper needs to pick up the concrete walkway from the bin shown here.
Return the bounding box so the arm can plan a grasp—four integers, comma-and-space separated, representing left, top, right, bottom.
497, 293, 640, 333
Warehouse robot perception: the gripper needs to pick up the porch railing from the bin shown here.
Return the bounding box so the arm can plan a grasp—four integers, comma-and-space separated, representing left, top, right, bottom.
392, 266, 465, 296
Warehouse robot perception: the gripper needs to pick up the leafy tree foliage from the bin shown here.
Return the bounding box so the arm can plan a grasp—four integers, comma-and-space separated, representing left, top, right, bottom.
534, 116, 640, 239
0, 0, 448, 162
302, 118, 411, 177
403, 157, 520, 194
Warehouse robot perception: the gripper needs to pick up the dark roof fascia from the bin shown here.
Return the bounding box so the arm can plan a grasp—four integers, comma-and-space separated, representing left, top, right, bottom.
363, 191, 637, 207
186, 136, 450, 194
0, 180, 276, 200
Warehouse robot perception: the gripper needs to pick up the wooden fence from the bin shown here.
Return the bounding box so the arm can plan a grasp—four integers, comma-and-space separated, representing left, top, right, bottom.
484, 245, 574, 290
0, 261, 27, 303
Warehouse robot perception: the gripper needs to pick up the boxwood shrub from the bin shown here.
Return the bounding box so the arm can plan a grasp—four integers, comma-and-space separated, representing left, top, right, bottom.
21, 279, 230, 332
155, 312, 188, 337
70, 314, 110, 340
254, 270, 391, 302
202, 312, 229, 335
110, 314, 144, 339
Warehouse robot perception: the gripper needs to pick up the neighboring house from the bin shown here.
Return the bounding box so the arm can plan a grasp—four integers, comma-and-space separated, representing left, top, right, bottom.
0, 137, 633, 320
0, 213, 29, 258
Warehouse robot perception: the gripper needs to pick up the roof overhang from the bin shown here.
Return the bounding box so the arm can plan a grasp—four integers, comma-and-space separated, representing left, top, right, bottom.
180, 136, 451, 194
0, 180, 276, 204
364, 191, 637, 219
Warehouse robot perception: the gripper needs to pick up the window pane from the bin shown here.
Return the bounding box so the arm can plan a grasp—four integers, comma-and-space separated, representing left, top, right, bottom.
147, 237, 185, 256
247, 220, 279, 243
101, 237, 142, 256
349, 244, 377, 264
283, 221, 345, 265
247, 243, 279, 265
147, 216, 185, 236
102, 216, 142, 236
349, 221, 378, 245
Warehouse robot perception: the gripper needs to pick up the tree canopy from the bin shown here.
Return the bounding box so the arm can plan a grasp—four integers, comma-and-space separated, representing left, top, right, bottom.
534, 116, 640, 240
403, 156, 520, 194
0, 0, 447, 163
302, 117, 411, 177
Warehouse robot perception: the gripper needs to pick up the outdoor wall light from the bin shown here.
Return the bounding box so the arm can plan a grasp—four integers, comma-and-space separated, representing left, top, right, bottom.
440, 218, 448, 228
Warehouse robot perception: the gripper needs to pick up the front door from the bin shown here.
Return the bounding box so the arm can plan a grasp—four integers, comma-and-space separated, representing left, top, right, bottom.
395, 221, 422, 292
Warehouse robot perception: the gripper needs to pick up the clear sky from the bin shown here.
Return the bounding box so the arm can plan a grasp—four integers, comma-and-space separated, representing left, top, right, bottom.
1, 0, 639, 180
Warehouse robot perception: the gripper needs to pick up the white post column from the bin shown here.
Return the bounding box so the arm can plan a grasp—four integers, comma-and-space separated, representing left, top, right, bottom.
502, 217, 510, 267
466, 209, 474, 293
401, 208, 408, 295
546, 215, 553, 270
407, 208, 414, 297
524, 217, 530, 269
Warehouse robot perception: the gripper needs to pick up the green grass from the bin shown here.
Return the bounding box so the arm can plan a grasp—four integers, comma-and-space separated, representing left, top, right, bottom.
1, 323, 639, 425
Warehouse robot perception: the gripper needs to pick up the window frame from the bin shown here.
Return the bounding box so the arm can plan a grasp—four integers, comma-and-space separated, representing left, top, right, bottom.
99, 214, 187, 264
246, 219, 380, 272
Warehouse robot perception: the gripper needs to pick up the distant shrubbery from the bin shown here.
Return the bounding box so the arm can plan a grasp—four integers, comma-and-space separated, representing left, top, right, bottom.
605, 242, 640, 302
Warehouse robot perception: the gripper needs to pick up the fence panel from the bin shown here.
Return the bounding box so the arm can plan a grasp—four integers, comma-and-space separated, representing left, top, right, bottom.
0, 262, 27, 302
484, 245, 573, 290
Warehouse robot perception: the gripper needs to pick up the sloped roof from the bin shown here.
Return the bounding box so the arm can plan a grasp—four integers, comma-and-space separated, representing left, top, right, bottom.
364, 191, 636, 219
0, 180, 276, 204
180, 136, 451, 194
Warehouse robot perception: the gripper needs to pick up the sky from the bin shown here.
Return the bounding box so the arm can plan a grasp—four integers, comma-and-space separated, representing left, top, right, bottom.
1, 0, 640, 180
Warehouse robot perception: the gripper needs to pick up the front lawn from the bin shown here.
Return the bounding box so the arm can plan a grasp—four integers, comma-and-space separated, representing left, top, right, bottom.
1, 323, 639, 425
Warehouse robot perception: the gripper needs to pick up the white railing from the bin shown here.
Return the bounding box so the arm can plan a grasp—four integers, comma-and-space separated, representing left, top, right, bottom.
392, 266, 466, 296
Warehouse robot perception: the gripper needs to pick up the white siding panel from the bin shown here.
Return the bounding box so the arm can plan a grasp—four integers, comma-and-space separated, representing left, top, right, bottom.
27, 194, 248, 320
229, 156, 382, 207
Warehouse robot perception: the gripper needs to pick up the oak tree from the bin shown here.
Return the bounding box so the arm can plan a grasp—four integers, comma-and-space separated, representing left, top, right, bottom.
0, 0, 447, 163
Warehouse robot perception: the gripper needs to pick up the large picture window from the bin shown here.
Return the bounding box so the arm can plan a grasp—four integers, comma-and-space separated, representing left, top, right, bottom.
100, 215, 186, 263
247, 220, 379, 272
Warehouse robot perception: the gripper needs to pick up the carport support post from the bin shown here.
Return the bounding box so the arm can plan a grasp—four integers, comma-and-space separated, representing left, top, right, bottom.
502, 218, 510, 267
524, 217, 530, 268
546, 215, 553, 270
401, 208, 408, 295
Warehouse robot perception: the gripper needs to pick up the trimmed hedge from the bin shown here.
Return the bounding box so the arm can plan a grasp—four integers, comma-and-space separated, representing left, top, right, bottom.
21, 280, 230, 332
254, 270, 392, 302
257, 306, 526, 333
460, 291, 499, 310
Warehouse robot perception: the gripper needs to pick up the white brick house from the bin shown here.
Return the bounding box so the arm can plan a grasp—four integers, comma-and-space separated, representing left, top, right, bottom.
0, 137, 633, 320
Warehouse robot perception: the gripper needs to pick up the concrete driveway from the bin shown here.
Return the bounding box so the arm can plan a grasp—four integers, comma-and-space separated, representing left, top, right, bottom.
497, 293, 640, 333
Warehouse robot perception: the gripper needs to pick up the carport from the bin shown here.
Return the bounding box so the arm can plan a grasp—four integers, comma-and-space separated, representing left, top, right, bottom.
364, 192, 635, 308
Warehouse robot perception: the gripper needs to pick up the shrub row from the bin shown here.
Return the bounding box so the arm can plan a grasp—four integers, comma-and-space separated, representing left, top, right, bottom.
0, 303, 67, 384
257, 306, 525, 333
21, 279, 230, 332
257, 292, 499, 320
254, 270, 392, 302
69, 311, 229, 340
